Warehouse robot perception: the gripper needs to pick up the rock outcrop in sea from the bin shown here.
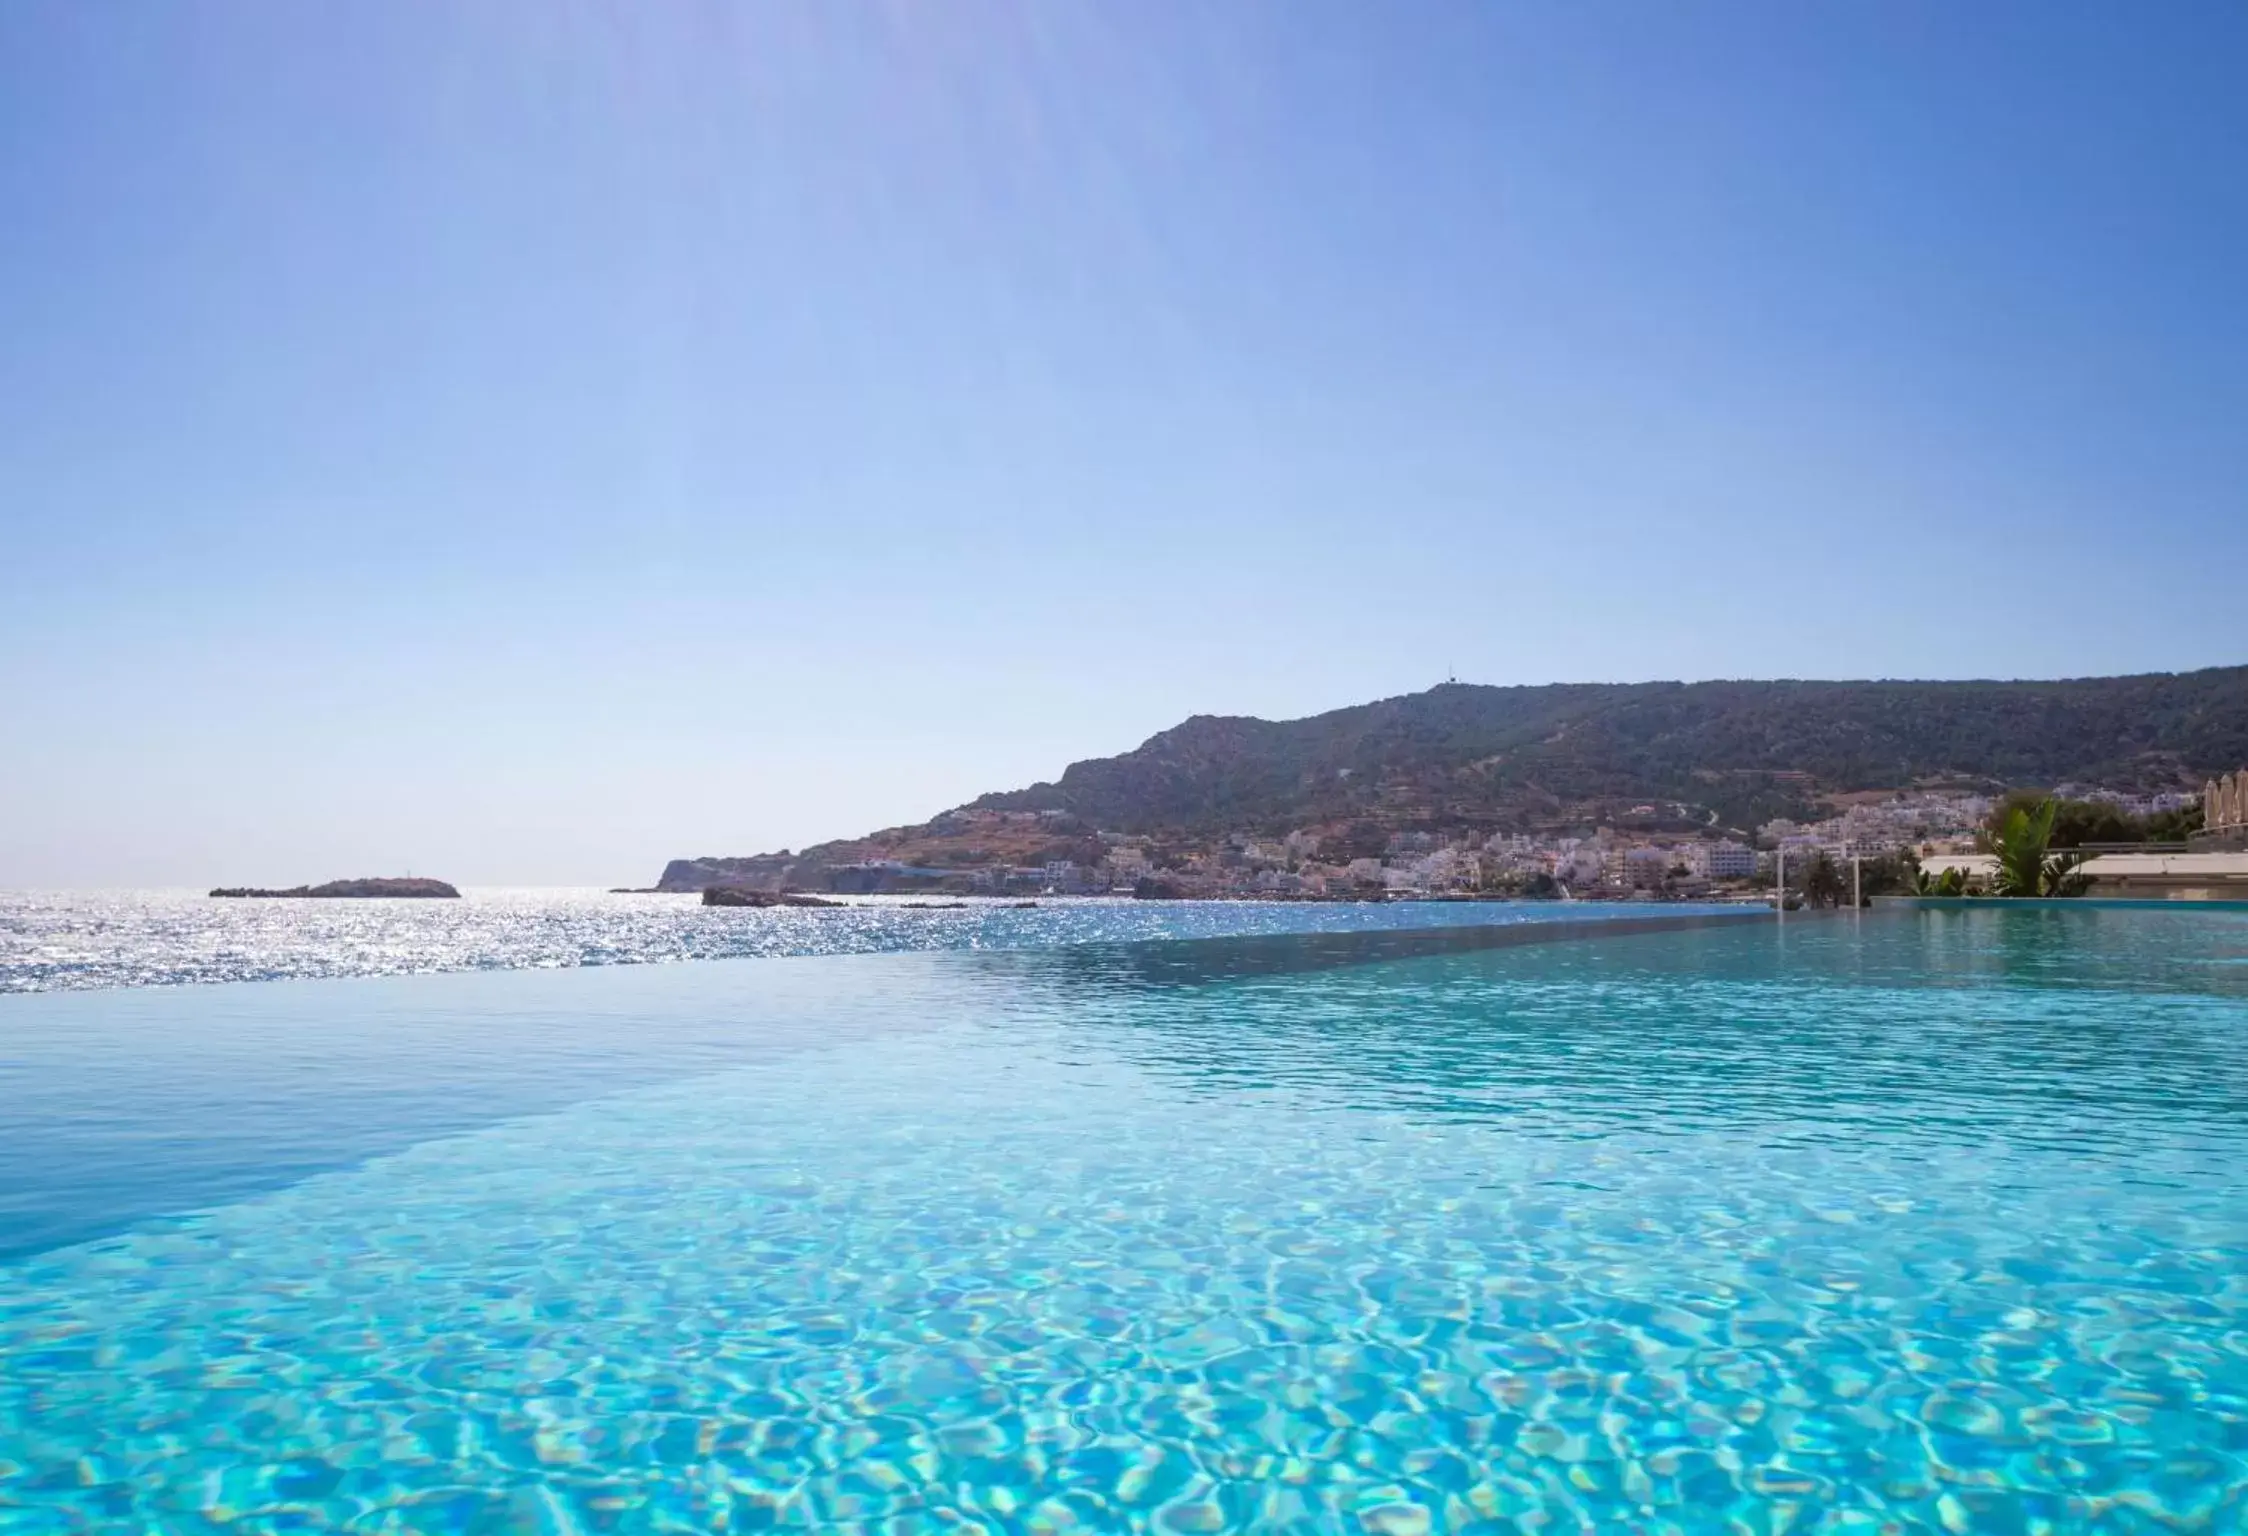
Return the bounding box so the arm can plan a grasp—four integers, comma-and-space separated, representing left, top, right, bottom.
701, 887, 843, 908
209, 878, 461, 899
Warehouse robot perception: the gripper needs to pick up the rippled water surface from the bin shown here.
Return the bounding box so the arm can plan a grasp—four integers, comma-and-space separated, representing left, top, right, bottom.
4, 906, 2247, 1532
0, 889, 1705, 994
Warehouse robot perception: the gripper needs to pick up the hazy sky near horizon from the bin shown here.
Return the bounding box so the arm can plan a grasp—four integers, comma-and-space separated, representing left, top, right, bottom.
5, 3, 2245, 886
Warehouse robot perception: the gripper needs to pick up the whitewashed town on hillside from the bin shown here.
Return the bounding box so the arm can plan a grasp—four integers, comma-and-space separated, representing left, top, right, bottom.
828, 787, 2207, 901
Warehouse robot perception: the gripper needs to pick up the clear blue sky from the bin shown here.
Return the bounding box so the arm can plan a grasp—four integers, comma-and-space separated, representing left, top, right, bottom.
4, 3, 2244, 886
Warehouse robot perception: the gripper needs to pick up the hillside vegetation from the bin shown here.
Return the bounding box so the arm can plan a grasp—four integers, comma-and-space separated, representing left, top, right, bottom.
972, 669, 2248, 836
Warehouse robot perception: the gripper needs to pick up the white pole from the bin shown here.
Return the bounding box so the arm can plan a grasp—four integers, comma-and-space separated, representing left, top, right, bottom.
1776, 848, 1785, 916
1852, 855, 1862, 911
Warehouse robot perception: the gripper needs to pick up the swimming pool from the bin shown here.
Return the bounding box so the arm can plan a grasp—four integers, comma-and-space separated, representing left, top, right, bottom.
3, 906, 2244, 1531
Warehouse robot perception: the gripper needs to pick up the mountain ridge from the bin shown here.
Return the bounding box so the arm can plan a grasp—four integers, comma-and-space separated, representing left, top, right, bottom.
970, 668, 2248, 831
658, 666, 2248, 888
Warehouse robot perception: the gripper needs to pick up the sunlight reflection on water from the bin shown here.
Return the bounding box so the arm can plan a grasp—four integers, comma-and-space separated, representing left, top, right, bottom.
0, 888, 1719, 993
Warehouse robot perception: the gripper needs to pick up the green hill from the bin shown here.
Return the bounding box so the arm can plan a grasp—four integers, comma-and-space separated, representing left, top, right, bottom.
970, 668, 2248, 837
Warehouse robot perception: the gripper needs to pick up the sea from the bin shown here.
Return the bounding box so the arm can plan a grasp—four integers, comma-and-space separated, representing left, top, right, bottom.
0, 887, 1715, 995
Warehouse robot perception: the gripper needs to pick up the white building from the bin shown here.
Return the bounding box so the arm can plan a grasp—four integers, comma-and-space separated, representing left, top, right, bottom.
1615, 847, 1675, 889
1553, 847, 1605, 886
1705, 840, 1758, 879
1103, 846, 1153, 884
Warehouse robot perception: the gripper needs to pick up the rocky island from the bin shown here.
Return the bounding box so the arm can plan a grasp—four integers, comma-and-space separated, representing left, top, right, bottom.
702, 887, 842, 908
210, 878, 461, 899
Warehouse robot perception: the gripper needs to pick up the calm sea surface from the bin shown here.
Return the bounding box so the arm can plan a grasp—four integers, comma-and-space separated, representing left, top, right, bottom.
3, 901, 2246, 1530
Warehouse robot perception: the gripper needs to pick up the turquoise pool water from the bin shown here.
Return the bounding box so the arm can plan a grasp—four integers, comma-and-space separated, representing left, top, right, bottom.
3, 907, 2246, 1531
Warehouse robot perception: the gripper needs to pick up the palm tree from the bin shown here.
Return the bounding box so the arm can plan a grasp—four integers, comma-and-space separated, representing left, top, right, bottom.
1985, 797, 2092, 898
1803, 852, 1848, 908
